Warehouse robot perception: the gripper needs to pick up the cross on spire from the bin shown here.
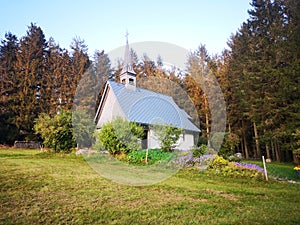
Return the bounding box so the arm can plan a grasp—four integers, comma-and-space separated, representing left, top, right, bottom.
125, 30, 129, 44
121, 30, 135, 76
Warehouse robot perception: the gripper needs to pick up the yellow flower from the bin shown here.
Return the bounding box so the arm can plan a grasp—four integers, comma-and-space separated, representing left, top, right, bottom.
294, 166, 300, 171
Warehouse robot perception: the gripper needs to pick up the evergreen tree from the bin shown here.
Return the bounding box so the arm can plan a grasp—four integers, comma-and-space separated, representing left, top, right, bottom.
44, 37, 71, 115
74, 50, 111, 116
13, 23, 48, 139
225, 0, 300, 161
0, 33, 19, 144
66, 37, 90, 109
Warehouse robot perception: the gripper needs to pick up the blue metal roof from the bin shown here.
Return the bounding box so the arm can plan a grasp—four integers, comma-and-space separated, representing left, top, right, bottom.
108, 80, 200, 132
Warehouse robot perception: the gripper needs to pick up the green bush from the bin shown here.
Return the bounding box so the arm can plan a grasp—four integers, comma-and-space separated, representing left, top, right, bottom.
218, 132, 240, 158
125, 149, 174, 165
192, 144, 208, 157
197, 136, 207, 146
152, 124, 182, 152
34, 110, 76, 153
72, 110, 95, 148
95, 117, 144, 155
228, 156, 242, 162
208, 155, 229, 170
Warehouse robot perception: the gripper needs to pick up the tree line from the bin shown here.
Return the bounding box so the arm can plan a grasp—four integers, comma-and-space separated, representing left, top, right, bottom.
0, 0, 299, 162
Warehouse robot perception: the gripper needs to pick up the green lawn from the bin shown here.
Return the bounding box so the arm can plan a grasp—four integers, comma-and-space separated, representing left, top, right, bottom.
0, 149, 299, 224
243, 159, 300, 181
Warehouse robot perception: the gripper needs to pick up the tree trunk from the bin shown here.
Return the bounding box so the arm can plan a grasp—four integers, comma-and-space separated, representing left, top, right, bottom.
242, 120, 249, 159
243, 134, 250, 159
204, 96, 211, 148
293, 153, 299, 164
271, 139, 275, 161
275, 140, 281, 162
285, 150, 293, 162
240, 138, 245, 158
237, 140, 241, 153
253, 122, 261, 158
266, 143, 271, 159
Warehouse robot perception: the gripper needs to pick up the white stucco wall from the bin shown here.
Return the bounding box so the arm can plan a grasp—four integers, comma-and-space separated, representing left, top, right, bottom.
147, 129, 196, 151
175, 132, 195, 150
96, 87, 126, 128
148, 129, 161, 149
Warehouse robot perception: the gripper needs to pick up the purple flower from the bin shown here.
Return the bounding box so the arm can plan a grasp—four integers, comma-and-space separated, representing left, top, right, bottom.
232, 162, 264, 172
176, 153, 215, 167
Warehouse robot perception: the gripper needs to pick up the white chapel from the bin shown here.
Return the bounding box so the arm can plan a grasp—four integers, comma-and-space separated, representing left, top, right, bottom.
94, 36, 200, 150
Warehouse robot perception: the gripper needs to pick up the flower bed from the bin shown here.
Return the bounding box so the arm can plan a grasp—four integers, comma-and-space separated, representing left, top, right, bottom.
176, 153, 215, 168
177, 154, 264, 180
231, 162, 264, 173
294, 165, 300, 178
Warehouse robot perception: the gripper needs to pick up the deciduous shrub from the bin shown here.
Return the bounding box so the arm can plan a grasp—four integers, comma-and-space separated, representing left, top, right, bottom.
192, 144, 208, 157
34, 110, 76, 153
208, 155, 229, 170
72, 110, 95, 148
95, 117, 144, 155
152, 124, 182, 152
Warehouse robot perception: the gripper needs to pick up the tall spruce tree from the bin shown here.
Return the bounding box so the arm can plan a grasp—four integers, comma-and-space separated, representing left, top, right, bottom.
0, 33, 19, 144
74, 50, 111, 115
45, 38, 72, 115
67, 37, 90, 109
13, 24, 48, 139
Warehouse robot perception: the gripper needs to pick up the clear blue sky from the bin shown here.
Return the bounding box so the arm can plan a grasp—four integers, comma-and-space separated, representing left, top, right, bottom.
0, 0, 252, 56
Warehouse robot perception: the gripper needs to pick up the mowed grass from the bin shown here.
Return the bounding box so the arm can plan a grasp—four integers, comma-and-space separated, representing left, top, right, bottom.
0, 149, 299, 225
243, 159, 300, 180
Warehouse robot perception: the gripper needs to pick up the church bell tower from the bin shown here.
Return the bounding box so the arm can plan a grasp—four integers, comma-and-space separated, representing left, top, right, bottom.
120, 31, 136, 91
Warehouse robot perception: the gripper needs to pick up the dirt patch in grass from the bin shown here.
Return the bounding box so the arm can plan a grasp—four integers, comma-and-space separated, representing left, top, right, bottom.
205, 189, 238, 201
